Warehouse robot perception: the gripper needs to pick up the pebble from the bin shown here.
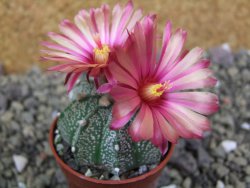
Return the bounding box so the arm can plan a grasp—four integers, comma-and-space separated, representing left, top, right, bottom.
138, 165, 148, 175
182, 177, 192, 188
55, 169, 66, 183
220, 140, 237, 153
161, 184, 177, 188
85, 169, 92, 177
215, 164, 229, 178
1, 111, 13, 123
0, 93, 8, 113
234, 157, 248, 166
13, 155, 28, 173
170, 152, 198, 174
216, 180, 225, 188
18, 182, 27, 188
241, 122, 250, 130
110, 175, 120, 180
197, 147, 213, 168
245, 166, 250, 175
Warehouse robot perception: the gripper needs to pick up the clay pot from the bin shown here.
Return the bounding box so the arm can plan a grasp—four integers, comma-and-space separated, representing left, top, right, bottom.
49, 118, 175, 188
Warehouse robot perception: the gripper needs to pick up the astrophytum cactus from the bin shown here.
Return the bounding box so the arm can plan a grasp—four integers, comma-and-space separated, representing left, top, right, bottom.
55, 76, 162, 174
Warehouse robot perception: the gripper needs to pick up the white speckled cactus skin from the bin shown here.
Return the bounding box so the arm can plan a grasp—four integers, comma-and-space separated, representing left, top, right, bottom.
57, 76, 161, 174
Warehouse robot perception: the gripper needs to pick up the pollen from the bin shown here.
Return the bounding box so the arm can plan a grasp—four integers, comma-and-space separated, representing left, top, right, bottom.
93, 45, 110, 65
141, 81, 172, 101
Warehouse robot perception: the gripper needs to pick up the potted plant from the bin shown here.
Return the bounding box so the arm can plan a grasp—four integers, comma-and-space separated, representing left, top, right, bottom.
42, 1, 219, 188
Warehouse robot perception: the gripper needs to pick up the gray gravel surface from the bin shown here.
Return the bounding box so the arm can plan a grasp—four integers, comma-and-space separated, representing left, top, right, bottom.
0, 46, 250, 188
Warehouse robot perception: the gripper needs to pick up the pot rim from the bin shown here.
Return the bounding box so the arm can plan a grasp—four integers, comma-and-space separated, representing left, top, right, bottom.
49, 118, 175, 185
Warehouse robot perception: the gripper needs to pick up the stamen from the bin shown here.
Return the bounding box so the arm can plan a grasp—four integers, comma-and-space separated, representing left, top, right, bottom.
93, 45, 110, 65
141, 81, 172, 101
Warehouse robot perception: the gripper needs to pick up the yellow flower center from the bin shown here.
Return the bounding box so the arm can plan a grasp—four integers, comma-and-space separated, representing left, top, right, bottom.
93, 45, 110, 65
141, 81, 172, 102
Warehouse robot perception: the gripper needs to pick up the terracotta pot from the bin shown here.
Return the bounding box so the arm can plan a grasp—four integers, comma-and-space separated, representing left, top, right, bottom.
49, 118, 175, 188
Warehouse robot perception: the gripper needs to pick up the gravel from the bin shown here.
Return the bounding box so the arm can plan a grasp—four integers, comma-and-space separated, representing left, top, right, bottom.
0, 47, 250, 188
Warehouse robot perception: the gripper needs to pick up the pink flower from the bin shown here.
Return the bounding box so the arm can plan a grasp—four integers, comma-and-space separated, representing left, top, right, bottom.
109, 16, 219, 154
41, 1, 142, 92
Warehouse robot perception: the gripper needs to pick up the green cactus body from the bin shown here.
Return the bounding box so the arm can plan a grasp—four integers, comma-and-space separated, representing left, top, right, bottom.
57, 76, 161, 174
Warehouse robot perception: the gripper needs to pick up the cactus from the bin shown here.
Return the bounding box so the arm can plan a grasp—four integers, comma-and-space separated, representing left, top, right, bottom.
56, 76, 162, 174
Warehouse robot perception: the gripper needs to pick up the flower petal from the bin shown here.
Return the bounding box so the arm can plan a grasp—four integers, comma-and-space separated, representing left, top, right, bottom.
129, 104, 154, 141
165, 92, 219, 115
157, 28, 187, 75
112, 96, 141, 120
153, 110, 179, 143
170, 68, 217, 91
110, 85, 137, 102
66, 72, 82, 93
160, 101, 210, 138
59, 19, 93, 52
108, 60, 138, 88
165, 47, 204, 80
111, 97, 140, 129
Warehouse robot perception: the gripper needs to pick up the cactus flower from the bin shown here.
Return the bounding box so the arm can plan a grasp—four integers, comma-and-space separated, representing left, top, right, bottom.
110, 16, 219, 154
41, 1, 142, 92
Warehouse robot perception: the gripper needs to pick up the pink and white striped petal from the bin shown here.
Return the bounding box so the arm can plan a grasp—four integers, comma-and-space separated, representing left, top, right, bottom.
129, 104, 154, 141
165, 92, 219, 115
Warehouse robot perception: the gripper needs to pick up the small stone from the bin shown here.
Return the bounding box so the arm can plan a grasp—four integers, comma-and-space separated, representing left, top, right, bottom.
245, 166, 250, 175
99, 95, 111, 107
242, 69, 250, 82
54, 134, 61, 144
51, 111, 60, 119
56, 144, 64, 153
215, 164, 229, 178
13, 155, 28, 173
0, 93, 7, 113
1, 111, 13, 123
5, 84, 23, 100
216, 180, 225, 188
0, 162, 4, 172
234, 157, 247, 166
113, 167, 120, 175
85, 169, 92, 177
212, 146, 226, 159
235, 181, 246, 188
71, 146, 76, 153
182, 177, 192, 188
228, 67, 239, 77
99, 175, 105, 180
197, 147, 213, 168
43, 141, 53, 156
11, 102, 24, 113
18, 182, 26, 188
138, 165, 148, 175
24, 98, 38, 109
149, 164, 157, 170
170, 152, 198, 174
110, 175, 120, 180
241, 122, 250, 130
22, 126, 34, 138
221, 140, 237, 153
161, 184, 177, 188
55, 169, 66, 183
22, 112, 34, 124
